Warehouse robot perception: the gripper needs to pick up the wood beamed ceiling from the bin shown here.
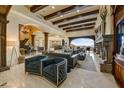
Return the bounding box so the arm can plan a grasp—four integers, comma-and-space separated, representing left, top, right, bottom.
58, 17, 97, 28
0, 5, 11, 17
30, 5, 99, 32
63, 22, 96, 30
52, 9, 99, 25
66, 26, 94, 32
44, 5, 86, 20
30, 5, 48, 13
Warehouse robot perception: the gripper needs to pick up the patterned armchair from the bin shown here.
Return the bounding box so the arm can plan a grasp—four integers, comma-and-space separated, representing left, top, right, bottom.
25, 55, 48, 75
42, 57, 67, 87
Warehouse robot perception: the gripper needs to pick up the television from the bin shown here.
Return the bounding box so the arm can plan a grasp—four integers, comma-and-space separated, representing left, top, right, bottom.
117, 20, 124, 55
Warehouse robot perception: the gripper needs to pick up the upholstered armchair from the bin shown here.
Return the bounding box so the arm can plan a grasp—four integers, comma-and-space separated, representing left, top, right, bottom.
42, 57, 67, 86
46, 53, 78, 72
25, 55, 48, 75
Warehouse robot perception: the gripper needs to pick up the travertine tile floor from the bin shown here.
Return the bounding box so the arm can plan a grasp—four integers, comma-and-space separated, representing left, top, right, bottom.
0, 53, 119, 88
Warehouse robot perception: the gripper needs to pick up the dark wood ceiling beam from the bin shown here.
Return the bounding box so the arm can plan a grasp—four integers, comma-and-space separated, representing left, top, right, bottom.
66, 26, 94, 32
53, 9, 99, 25
65, 25, 95, 31
44, 5, 86, 20
30, 5, 48, 13
63, 22, 95, 30
5, 5, 11, 16
0, 5, 11, 16
59, 17, 97, 28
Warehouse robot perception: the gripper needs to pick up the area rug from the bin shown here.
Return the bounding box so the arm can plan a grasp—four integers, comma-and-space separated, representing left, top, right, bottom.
76, 54, 97, 72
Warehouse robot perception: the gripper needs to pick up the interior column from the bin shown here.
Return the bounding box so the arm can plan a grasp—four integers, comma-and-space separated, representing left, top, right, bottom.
0, 5, 11, 71
0, 15, 9, 71
44, 32, 48, 52
31, 35, 35, 47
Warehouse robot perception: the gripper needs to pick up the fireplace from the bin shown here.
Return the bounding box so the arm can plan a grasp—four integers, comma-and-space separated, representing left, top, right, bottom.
95, 35, 113, 73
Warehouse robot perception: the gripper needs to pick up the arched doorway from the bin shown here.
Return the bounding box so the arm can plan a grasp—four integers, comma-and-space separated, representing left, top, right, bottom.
70, 38, 94, 48
69, 35, 95, 51
19, 24, 40, 55
69, 35, 95, 44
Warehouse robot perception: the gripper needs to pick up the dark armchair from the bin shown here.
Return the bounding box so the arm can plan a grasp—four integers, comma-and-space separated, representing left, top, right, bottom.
46, 53, 78, 72
25, 55, 48, 75
42, 57, 67, 86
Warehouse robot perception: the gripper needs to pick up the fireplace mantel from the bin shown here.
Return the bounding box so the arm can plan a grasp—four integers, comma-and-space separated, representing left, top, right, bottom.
95, 34, 113, 43
95, 34, 113, 73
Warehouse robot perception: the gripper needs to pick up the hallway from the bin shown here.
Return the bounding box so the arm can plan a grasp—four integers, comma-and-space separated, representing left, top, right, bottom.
0, 53, 119, 88
77, 52, 97, 72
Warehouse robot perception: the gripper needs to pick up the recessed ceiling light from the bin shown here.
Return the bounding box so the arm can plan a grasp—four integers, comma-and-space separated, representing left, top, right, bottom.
76, 10, 80, 13
52, 6, 55, 9
60, 15, 63, 17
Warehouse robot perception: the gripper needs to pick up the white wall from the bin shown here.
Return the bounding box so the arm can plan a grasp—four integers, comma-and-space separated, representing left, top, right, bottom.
7, 9, 20, 66
95, 5, 114, 35
6, 5, 66, 66
10, 5, 66, 36
66, 29, 95, 37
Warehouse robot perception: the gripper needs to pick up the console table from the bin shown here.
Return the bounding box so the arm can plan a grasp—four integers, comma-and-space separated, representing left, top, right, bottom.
114, 54, 124, 87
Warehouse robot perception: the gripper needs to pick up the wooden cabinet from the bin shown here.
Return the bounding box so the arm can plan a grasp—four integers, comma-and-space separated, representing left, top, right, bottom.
114, 55, 124, 87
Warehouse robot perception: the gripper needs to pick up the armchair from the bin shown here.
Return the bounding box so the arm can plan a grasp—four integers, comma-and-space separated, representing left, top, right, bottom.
42, 57, 67, 86
46, 53, 78, 72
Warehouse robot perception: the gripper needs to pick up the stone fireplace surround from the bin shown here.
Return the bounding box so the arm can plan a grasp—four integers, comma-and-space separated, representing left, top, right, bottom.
95, 35, 113, 73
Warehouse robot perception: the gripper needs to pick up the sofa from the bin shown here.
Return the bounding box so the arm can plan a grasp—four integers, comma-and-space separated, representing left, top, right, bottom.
71, 48, 86, 60
25, 55, 48, 75
42, 57, 67, 86
78, 52, 86, 60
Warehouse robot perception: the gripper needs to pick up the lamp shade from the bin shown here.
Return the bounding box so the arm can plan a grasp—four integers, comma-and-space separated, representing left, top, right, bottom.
7, 41, 17, 46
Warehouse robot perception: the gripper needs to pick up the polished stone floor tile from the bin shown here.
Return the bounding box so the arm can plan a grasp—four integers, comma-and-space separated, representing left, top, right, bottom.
0, 53, 119, 88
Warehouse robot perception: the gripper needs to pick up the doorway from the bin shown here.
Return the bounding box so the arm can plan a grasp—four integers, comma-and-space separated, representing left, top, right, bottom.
19, 24, 40, 55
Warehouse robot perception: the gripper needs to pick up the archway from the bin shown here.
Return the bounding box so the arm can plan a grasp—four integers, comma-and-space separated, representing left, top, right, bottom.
70, 38, 94, 48
19, 24, 40, 55
69, 35, 95, 45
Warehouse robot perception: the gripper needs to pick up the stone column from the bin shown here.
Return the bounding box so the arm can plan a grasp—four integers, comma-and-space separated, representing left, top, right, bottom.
104, 43, 109, 63
0, 15, 10, 71
0, 16, 9, 67
31, 35, 35, 47
99, 43, 102, 58
101, 42, 106, 60
44, 32, 48, 52
97, 43, 100, 54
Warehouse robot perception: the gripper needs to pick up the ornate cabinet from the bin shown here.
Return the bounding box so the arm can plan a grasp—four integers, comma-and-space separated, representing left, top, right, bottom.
114, 55, 124, 87
113, 5, 124, 87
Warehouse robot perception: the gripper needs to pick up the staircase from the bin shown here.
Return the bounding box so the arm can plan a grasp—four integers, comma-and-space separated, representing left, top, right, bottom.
20, 38, 29, 48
